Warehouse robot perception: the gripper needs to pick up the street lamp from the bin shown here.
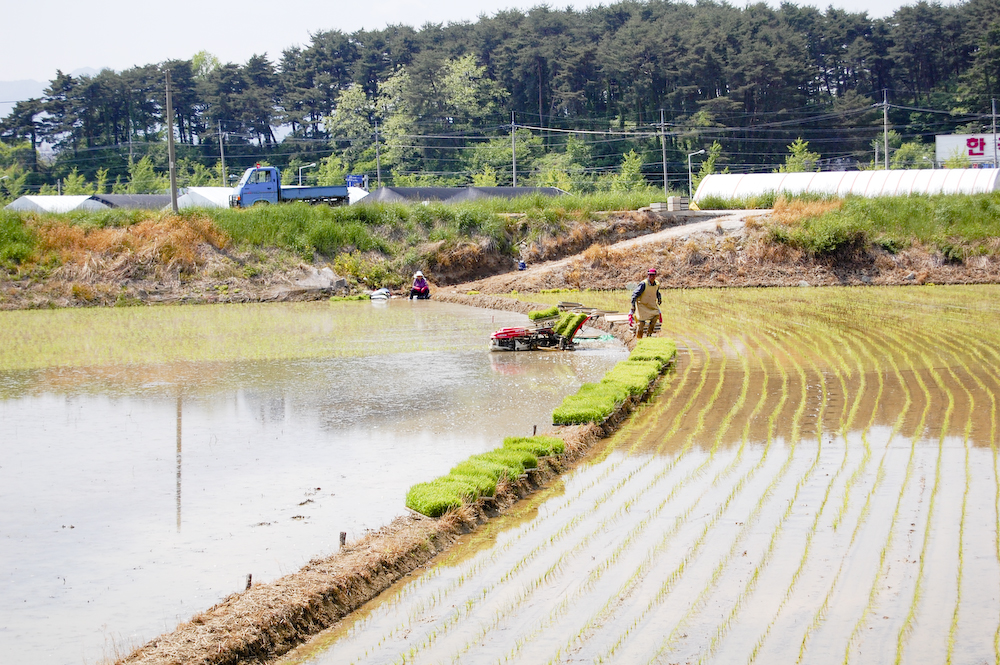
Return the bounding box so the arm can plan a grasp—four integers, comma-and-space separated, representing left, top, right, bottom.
687, 149, 706, 200
298, 162, 317, 186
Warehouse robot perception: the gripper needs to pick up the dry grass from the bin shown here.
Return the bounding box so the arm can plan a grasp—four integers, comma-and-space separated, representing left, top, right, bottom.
768, 196, 843, 225
583, 243, 610, 267
36, 215, 229, 276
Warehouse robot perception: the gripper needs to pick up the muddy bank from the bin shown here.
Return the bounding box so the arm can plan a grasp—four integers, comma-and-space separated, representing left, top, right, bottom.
0, 210, 710, 311
449, 214, 1000, 294
114, 296, 654, 665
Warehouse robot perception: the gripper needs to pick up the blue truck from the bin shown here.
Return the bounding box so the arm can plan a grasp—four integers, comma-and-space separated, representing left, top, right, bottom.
229, 165, 350, 208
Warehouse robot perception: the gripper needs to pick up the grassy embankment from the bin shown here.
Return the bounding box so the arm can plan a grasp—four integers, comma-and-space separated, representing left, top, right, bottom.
0, 190, 668, 294
714, 193, 1000, 260
406, 328, 677, 518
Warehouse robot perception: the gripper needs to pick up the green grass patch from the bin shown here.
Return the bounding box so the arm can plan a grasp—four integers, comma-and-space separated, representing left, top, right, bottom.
551, 338, 677, 425
405, 479, 477, 517
0, 211, 36, 267
766, 193, 1000, 258
698, 192, 779, 210
528, 305, 560, 321
328, 294, 369, 301
553, 311, 589, 337
406, 435, 564, 516
552, 381, 630, 425
629, 338, 678, 366
503, 435, 566, 456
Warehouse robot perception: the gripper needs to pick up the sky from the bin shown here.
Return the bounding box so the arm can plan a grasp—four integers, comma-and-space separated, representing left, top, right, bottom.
0, 0, 945, 87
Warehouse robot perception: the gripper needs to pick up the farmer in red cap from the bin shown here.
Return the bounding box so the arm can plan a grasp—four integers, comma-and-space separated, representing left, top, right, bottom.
630, 268, 662, 339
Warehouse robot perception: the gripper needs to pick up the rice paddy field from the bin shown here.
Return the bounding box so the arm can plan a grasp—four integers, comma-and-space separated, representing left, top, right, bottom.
283, 284, 1000, 665
0, 300, 627, 665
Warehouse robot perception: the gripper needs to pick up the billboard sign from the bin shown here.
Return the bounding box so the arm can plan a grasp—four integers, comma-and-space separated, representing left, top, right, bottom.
345, 174, 366, 188
935, 134, 1000, 165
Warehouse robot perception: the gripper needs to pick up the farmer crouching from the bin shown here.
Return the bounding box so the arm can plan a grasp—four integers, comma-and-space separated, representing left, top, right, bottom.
409, 271, 431, 299
630, 268, 662, 339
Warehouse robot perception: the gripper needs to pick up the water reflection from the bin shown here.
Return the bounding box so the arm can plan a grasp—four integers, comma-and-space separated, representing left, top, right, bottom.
0, 301, 627, 665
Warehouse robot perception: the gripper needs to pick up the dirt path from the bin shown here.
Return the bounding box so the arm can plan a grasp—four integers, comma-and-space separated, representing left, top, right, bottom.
450, 211, 757, 294
524, 212, 750, 274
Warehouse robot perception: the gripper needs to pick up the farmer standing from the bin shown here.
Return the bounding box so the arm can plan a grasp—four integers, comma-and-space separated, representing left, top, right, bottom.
630, 268, 662, 339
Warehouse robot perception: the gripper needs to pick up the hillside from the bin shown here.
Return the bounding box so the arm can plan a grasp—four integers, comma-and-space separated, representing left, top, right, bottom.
4, 194, 1000, 312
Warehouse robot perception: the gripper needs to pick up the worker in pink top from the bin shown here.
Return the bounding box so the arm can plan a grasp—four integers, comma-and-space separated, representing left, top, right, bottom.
410, 271, 430, 299
630, 268, 662, 338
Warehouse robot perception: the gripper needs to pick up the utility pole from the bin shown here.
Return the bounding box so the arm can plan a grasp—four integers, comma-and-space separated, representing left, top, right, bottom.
218, 120, 226, 187
374, 122, 381, 188
883, 89, 889, 171
993, 98, 997, 168
166, 71, 178, 212
511, 111, 517, 188
659, 109, 668, 197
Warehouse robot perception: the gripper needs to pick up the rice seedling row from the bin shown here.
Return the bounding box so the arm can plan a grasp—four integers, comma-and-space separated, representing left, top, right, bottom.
930, 327, 1000, 663
693, 312, 854, 665
325, 333, 720, 664
677, 320, 848, 665
291, 286, 1000, 665
544, 331, 775, 663
582, 321, 800, 664
792, 320, 940, 660
838, 324, 918, 665
642, 317, 821, 663
433, 333, 738, 662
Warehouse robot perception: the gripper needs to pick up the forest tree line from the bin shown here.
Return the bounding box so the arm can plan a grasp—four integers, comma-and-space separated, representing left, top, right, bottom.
4, 0, 1000, 198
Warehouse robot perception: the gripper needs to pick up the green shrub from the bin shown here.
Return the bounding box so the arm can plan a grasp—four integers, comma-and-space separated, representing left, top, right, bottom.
0, 213, 35, 266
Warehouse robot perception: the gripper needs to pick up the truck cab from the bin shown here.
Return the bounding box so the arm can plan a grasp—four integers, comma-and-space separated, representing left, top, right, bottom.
230, 166, 279, 207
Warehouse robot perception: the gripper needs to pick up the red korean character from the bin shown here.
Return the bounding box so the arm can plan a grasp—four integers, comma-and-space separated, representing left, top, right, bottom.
967, 137, 985, 156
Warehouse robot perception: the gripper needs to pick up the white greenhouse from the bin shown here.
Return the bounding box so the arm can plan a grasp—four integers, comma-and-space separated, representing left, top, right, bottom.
693, 168, 1000, 202
4, 195, 110, 213
173, 187, 234, 209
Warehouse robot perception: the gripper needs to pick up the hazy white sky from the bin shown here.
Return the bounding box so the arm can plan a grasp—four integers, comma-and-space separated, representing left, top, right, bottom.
0, 0, 940, 85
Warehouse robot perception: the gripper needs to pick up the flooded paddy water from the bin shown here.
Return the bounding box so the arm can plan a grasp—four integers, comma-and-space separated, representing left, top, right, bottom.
0, 300, 627, 665
282, 285, 1000, 665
